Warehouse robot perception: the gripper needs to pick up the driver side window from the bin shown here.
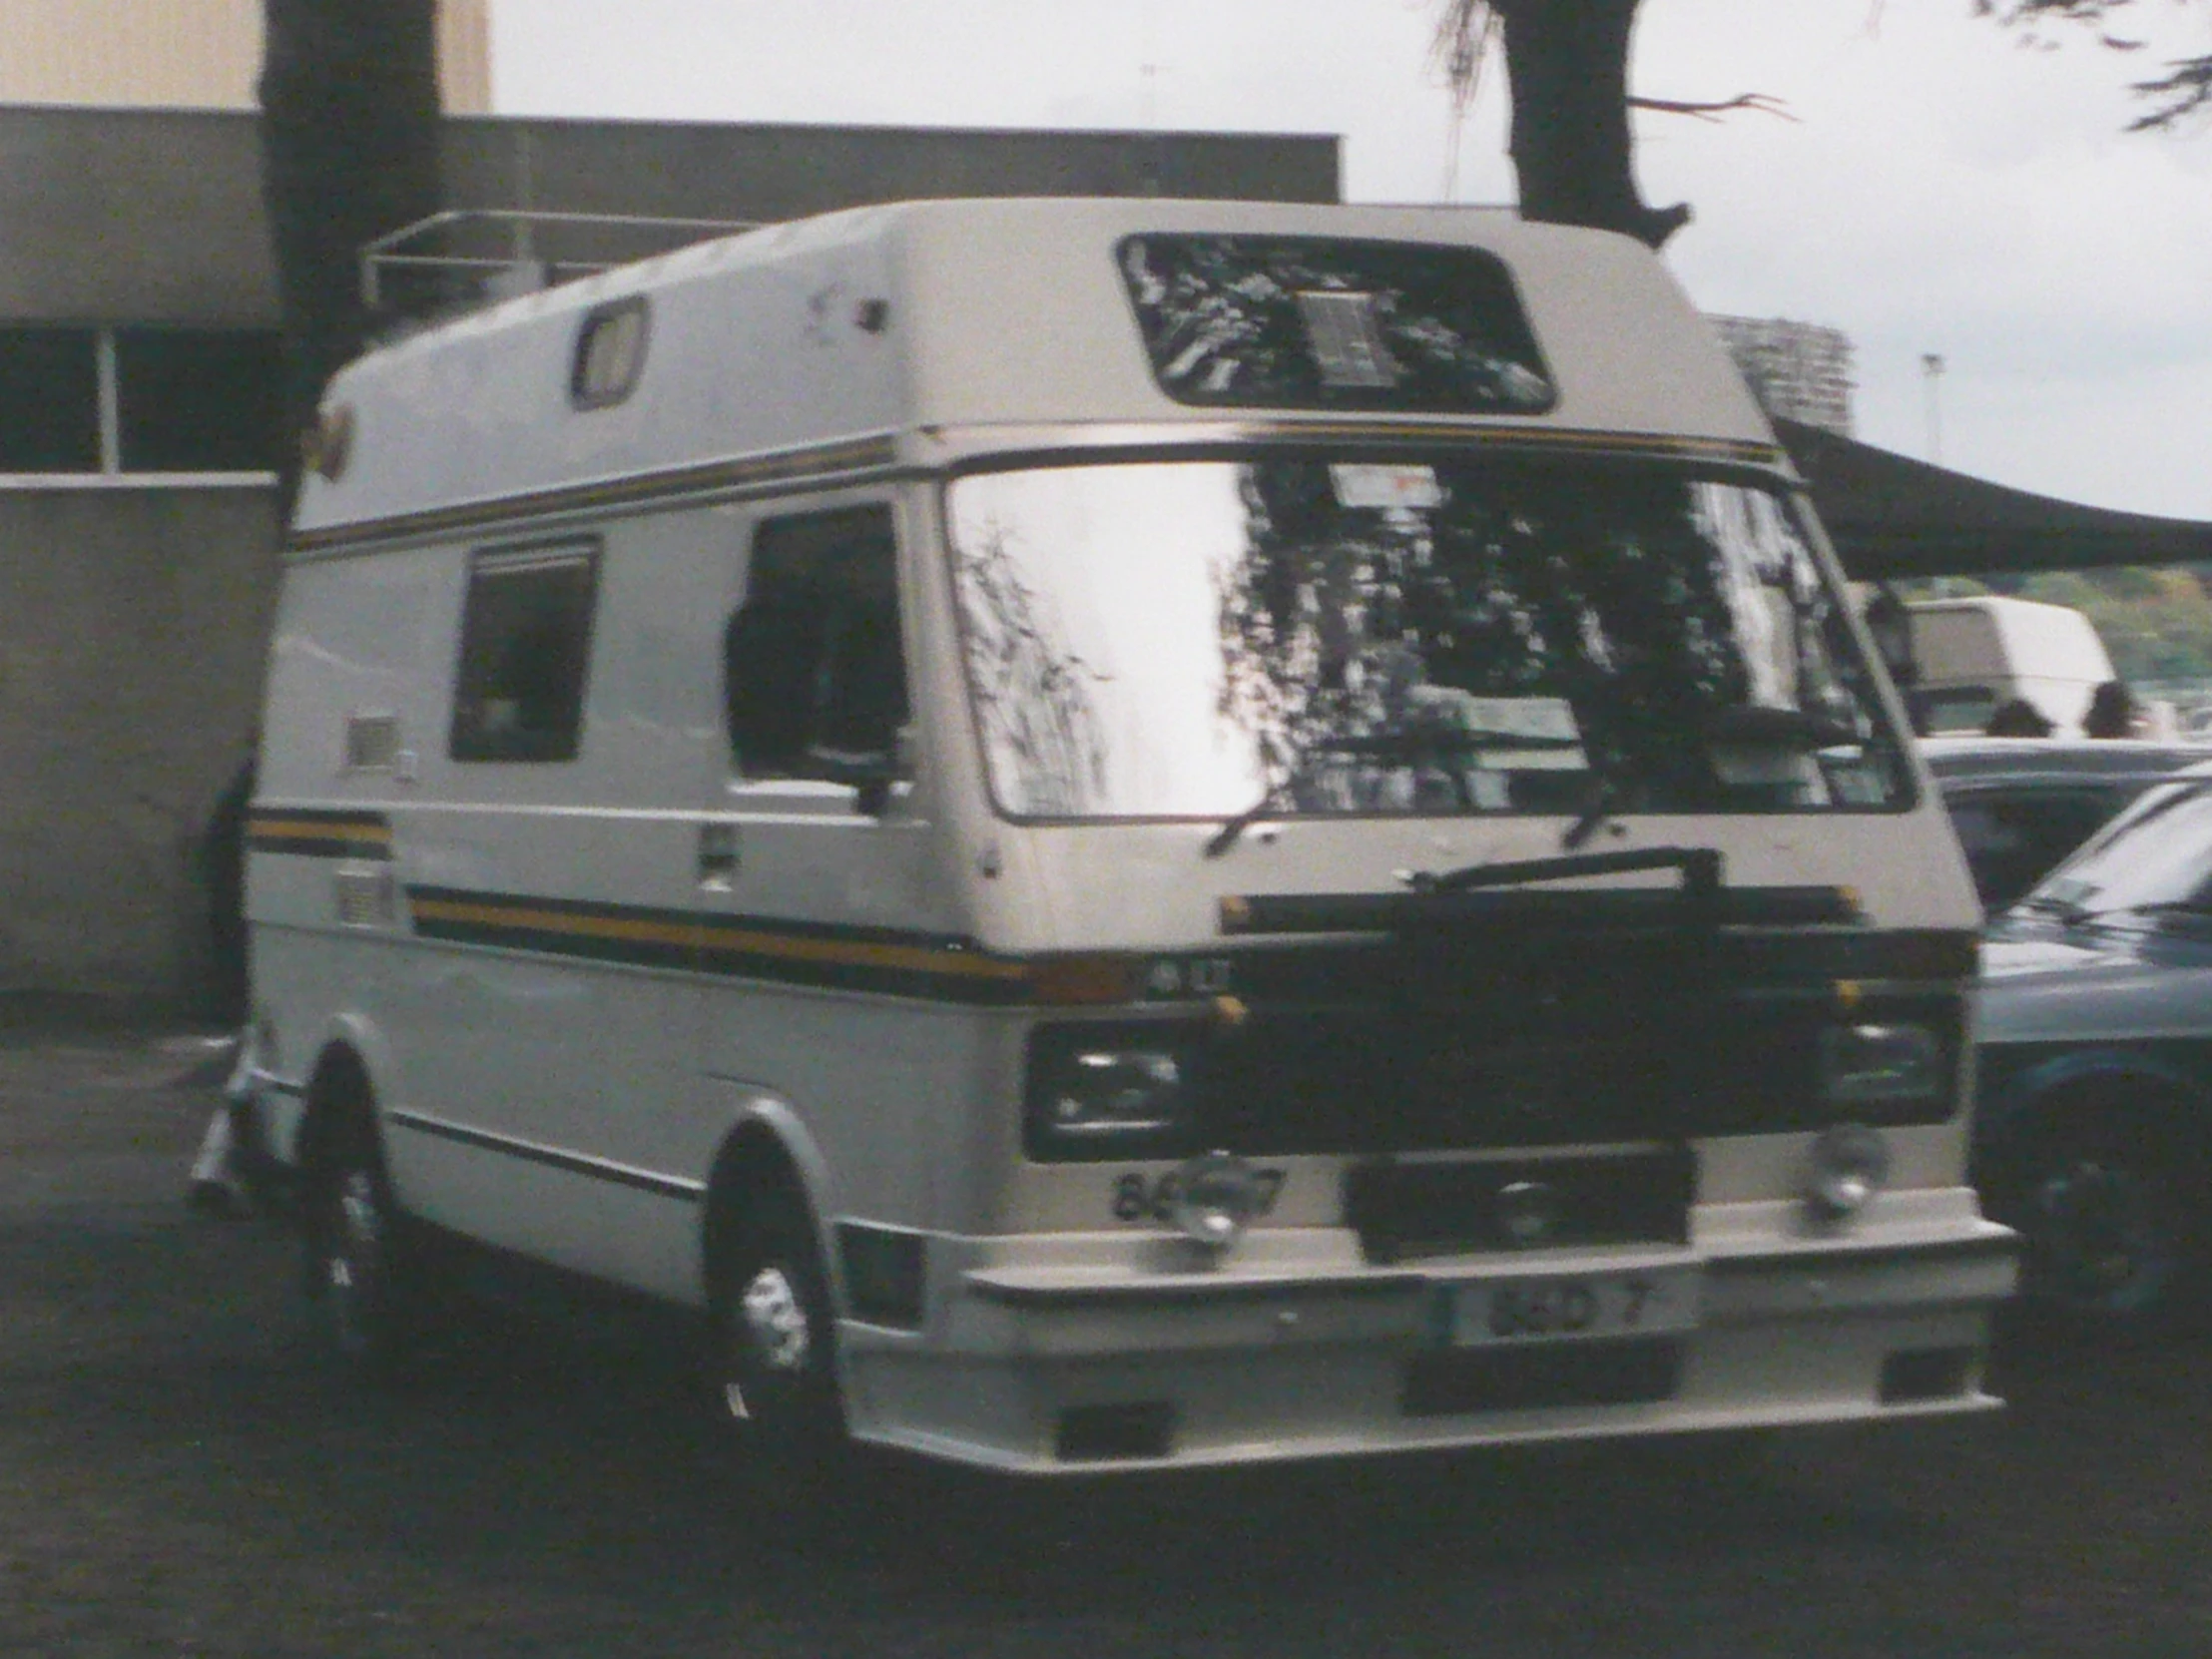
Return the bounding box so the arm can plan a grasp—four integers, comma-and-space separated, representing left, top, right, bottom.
723, 504, 908, 785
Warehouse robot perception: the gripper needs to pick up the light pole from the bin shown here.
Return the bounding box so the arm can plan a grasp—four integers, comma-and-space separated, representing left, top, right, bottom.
1921, 352, 1946, 465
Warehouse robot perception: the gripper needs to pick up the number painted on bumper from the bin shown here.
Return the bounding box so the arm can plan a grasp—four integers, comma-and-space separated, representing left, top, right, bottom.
1112, 1168, 1285, 1224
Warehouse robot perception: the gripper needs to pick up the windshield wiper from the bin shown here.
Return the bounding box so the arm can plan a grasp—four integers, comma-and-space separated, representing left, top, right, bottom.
2015, 892, 2092, 925
1408, 843, 1724, 905
1563, 765, 1622, 852
1204, 782, 1289, 859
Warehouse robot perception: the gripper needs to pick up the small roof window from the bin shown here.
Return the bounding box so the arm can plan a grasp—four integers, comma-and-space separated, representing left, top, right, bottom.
1118, 234, 1554, 416
570, 298, 650, 410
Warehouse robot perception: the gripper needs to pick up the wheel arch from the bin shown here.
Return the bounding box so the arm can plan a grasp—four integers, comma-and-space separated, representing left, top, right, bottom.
295, 1013, 398, 1176
699, 1098, 842, 1314
1975, 1046, 2212, 1182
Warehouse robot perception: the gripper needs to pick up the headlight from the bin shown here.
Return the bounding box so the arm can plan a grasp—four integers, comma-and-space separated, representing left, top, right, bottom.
1024, 1022, 1202, 1159
1820, 1022, 1944, 1108
1053, 1049, 1184, 1133
1803, 1123, 1892, 1223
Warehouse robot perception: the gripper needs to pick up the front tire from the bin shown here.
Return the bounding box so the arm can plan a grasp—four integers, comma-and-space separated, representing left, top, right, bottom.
1992, 1111, 2199, 1334
303, 1104, 436, 1378
707, 1181, 848, 1495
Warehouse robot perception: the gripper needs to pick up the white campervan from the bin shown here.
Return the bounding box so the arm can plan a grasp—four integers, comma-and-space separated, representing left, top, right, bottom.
1909, 595, 2116, 736
238, 198, 2014, 1477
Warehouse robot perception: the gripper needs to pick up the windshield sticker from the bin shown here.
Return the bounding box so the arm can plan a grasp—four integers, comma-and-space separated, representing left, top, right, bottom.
1297, 292, 1399, 388
1330, 463, 1443, 512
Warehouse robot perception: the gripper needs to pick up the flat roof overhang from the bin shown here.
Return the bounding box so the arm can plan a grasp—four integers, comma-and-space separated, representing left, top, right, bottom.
1776, 416, 2212, 582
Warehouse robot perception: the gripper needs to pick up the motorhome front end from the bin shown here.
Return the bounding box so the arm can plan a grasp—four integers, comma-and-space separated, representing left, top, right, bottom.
241, 199, 2013, 1475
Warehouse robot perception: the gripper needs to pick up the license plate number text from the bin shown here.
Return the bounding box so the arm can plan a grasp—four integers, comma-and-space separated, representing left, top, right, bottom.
1443, 1268, 1698, 1348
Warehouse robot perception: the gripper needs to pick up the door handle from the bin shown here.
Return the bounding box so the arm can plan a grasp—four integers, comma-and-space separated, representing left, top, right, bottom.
698, 823, 740, 888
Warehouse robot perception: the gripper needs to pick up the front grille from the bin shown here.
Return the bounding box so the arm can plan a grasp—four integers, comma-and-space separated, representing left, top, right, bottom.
1195, 917, 1738, 1152
1343, 1148, 1693, 1263
1180, 900, 1962, 1156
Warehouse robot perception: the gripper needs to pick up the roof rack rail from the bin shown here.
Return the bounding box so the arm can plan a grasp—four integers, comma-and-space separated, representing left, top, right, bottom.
360, 209, 760, 313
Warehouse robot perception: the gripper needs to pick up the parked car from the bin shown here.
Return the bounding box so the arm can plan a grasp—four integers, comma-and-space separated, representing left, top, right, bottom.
1922, 736, 2212, 914
1973, 760, 2212, 1330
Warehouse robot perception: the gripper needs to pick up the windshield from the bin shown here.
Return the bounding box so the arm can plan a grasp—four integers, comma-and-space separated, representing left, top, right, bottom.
945, 453, 1911, 823
2029, 779, 2212, 918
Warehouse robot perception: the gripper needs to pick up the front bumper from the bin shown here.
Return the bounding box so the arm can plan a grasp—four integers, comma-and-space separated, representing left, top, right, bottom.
835, 1189, 2016, 1473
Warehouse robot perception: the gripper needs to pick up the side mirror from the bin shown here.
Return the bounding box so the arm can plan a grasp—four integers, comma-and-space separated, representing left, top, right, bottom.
811, 726, 914, 819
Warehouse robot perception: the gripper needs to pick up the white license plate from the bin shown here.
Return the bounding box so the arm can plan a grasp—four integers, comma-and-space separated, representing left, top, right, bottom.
1440, 1267, 1701, 1348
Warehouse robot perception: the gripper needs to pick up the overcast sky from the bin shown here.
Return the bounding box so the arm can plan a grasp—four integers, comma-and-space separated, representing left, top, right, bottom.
489, 0, 2212, 521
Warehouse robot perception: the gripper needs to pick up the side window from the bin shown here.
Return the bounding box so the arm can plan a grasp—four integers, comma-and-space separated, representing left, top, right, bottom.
449, 541, 600, 763
724, 505, 907, 784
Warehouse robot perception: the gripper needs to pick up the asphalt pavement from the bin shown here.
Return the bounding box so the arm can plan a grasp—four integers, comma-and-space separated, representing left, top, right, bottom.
2, 1019, 2208, 1658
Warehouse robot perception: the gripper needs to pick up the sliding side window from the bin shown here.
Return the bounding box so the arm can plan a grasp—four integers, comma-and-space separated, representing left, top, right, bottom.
724, 505, 907, 786
449, 541, 600, 763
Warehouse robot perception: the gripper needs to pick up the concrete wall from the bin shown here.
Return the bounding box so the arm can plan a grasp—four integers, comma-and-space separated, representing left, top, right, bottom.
0, 487, 280, 1008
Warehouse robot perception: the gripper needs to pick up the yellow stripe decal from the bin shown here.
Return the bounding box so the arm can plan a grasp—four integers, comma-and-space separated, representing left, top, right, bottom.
404, 885, 1033, 1003
406, 894, 1027, 982
253, 818, 393, 845
248, 810, 395, 859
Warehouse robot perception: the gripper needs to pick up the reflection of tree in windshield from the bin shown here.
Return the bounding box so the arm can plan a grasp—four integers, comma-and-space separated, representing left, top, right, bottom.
953, 522, 1108, 814
1119, 235, 1553, 413
1214, 458, 1886, 814
946, 457, 1905, 823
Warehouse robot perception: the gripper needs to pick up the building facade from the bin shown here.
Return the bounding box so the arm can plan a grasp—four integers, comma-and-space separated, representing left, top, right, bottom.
0, 0, 492, 115
1708, 314, 1857, 437
0, 105, 1338, 1010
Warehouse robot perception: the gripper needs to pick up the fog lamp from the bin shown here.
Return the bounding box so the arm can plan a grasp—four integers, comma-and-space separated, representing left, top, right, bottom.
1803, 1123, 1892, 1223
1168, 1150, 1267, 1253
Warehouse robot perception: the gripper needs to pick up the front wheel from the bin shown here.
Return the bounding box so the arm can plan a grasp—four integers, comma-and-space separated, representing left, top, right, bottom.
1995, 1113, 2199, 1334
304, 1110, 437, 1378
707, 1183, 848, 1496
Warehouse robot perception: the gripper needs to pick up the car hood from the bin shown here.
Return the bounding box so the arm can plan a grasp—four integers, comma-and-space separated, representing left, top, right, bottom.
1979, 916, 2212, 1044
1980, 929, 2134, 982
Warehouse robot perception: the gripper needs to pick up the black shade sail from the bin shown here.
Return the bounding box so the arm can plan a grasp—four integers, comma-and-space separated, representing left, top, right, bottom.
1774, 416, 2212, 582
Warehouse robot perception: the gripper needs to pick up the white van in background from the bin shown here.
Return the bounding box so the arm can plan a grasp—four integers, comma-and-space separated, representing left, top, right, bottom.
1909, 596, 2115, 737
233, 196, 2012, 1481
